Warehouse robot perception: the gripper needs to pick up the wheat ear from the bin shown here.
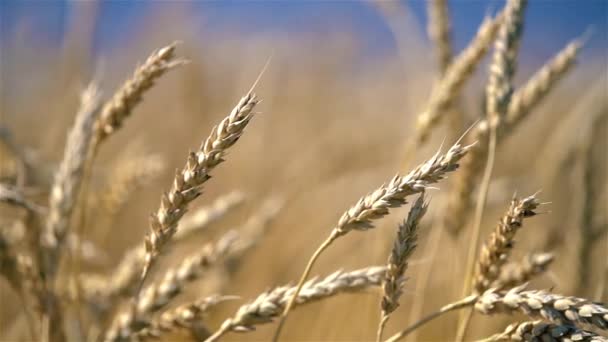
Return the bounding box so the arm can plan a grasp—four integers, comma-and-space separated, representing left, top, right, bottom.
138, 92, 259, 296
506, 37, 583, 130
472, 194, 540, 294
416, 12, 503, 143
494, 252, 554, 290
94, 43, 186, 142
271, 141, 473, 341
478, 320, 606, 342
475, 284, 608, 331
42, 83, 102, 272
133, 295, 236, 341
104, 232, 237, 341
207, 266, 386, 342
377, 195, 428, 342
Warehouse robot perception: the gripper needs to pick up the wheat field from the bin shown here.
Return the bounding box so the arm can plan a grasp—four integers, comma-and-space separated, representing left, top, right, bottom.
0, 1, 607, 341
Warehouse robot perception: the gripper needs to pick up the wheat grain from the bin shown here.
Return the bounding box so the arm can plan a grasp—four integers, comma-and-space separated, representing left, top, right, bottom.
475, 284, 608, 331
207, 266, 386, 342
480, 320, 606, 342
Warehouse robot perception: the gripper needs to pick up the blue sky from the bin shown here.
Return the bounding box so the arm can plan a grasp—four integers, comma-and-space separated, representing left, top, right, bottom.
1, 1, 607, 61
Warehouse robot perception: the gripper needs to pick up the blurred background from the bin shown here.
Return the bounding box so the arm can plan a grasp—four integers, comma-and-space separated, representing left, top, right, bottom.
1, 1, 606, 341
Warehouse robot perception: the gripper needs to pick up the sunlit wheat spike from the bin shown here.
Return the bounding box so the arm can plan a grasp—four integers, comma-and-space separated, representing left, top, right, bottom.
475, 284, 608, 331
143, 93, 259, 279
473, 194, 540, 294
95, 42, 186, 141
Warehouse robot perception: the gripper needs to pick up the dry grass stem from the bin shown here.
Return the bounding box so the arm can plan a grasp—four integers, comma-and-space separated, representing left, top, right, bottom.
475, 284, 608, 331
208, 266, 387, 342
479, 320, 606, 342
495, 253, 554, 290
385, 295, 478, 342
377, 195, 428, 342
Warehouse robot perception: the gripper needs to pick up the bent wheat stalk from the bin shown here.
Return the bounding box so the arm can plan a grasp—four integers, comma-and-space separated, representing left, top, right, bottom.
272, 141, 473, 342
207, 267, 387, 342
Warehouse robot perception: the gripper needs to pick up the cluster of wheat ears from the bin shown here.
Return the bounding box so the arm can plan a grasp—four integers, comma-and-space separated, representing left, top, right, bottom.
0, 0, 606, 341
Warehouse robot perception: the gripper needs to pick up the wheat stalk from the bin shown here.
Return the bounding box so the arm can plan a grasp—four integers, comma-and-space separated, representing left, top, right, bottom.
427, 0, 453, 75
472, 194, 540, 294
478, 320, 605, 342
475, 284, 608, 331
207, 266, 386, 342
457, 2, 528, 339
444, 37, 582, 238
104, 232, 238, 341
272, 140, 473, 341
377, 195, 428, 342
133, 295, 236, 341
494, 253, 554, 290
94, 43, 186, 142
